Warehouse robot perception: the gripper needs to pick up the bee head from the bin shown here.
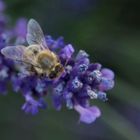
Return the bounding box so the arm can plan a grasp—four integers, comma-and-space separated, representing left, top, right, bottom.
48, 63, 64, 79
55, 63, 64, 73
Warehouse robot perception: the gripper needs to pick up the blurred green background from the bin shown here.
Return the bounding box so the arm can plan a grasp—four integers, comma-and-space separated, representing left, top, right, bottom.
0, 0, 140, 140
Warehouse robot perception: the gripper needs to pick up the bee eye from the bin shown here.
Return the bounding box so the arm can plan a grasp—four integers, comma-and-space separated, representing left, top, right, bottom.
49, 71, 56, 79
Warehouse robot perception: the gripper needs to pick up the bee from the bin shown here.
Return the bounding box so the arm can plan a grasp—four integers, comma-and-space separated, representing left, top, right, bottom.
1, 19, 64, 79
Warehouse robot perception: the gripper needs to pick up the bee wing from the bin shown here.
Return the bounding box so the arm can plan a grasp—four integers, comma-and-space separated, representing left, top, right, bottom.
1, 45, 26, 61
26, 19, 48, 50
1, 46, 40, 68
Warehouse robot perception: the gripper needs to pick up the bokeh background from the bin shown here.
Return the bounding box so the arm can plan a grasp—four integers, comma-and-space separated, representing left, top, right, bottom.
0, 0, 140, 140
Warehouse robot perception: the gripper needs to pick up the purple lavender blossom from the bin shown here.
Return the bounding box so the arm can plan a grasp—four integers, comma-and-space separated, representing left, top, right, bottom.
0, 0, 27, 95
0, 16, 115, 124
0, 0, 5, 12
22, 94, 46, 115
8, 72, 47, 115
0, 34, 13, 95
49, 41, 115, 123
9, 35, 114, 123
59, 44, 74, 59
14, 18, 27, 44
0, 6, 10, 95
74, 104, 101, 124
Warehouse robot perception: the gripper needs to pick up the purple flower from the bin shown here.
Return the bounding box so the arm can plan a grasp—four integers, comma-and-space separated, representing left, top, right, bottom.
74, 104, 101, 124
59, 44, 75, 59
22, 94, 46, 115
0, 34, 13, 95
0, 17, 115, 123
46, 43, 114, 123
0, 0, 5, 12
69, 77, 83, 92
97, 91, 108, 102
101, 68, 115, 80
52, 95, 62, 111
0, 1, 27, 95
14, 18, 27, 44
46, 36, 65, 50
14, 18, 27, 38
98, 78, 114, 91
50, 47, 114, 123
98, 68, 115, 91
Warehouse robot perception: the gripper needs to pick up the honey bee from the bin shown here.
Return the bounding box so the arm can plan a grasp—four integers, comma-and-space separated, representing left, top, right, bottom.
1, 19, 64, 79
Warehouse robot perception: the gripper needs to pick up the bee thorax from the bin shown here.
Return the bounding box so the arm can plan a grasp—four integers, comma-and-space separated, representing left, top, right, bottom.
37, 51, 57, 69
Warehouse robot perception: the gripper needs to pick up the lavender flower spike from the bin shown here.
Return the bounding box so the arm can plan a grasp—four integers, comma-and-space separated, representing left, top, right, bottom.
0, 18, 115, 124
